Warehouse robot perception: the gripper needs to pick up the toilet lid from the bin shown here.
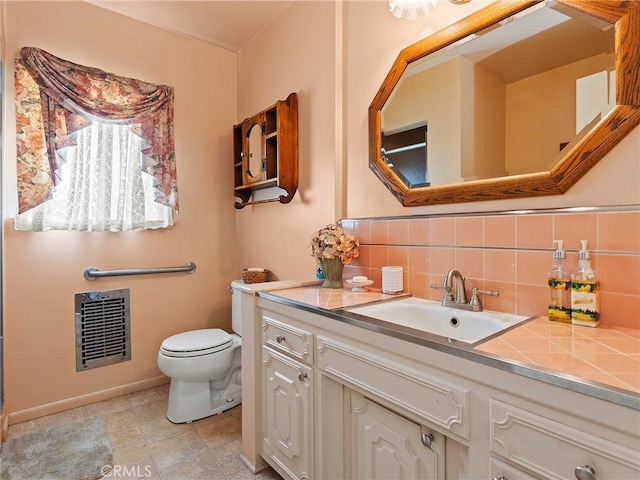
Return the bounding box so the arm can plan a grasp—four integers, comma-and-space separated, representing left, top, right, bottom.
160, 329, 232, 358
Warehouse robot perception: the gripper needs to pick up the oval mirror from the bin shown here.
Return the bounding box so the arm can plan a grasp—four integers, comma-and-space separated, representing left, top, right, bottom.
369, 0, 640, 206
247, 122, 263, 183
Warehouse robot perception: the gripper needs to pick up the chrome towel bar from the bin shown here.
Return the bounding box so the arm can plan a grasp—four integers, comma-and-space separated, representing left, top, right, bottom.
84, 262, 196, 281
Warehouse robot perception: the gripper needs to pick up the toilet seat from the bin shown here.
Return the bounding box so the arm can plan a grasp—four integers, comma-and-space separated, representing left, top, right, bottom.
160, 329, 232, 358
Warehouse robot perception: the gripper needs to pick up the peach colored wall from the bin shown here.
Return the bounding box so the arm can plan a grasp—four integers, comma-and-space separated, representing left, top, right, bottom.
234, 0, 639, 331
3, 0, 639, 421
342, 209, 640, 330
237, 0, 639, 283
2, 1, 237, 420
235, 0, 338, 281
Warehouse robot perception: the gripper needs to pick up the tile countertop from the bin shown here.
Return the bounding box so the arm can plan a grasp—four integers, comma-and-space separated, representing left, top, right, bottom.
259, 284, 640, 409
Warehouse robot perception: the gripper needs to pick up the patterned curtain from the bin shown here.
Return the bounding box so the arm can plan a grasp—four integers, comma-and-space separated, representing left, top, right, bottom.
15, 47, 178, 214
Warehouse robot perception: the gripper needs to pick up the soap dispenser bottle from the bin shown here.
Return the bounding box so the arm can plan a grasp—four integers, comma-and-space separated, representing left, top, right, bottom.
570, 240, 600, 327
547, 240, 571, 323
316, 259, 325, 280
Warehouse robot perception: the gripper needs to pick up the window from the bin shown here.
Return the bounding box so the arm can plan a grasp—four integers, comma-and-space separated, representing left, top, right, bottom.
14, 123, 174, 231
14, 47, 178, 232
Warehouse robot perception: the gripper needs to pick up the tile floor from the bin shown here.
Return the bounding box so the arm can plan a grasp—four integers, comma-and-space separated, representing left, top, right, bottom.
5, 384, 282, 480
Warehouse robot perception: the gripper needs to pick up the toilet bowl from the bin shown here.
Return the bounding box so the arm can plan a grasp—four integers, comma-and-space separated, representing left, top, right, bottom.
158, 280, 250, 423
157, 279, 300, 424
157, 329, 242, 423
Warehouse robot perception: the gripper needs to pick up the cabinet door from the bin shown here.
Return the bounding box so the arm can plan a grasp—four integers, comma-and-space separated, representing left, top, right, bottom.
263, 346, 313, 480
350, 392, 445, 480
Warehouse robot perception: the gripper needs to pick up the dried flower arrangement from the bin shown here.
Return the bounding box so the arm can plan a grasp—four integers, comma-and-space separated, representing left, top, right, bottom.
310, 222, 360, 265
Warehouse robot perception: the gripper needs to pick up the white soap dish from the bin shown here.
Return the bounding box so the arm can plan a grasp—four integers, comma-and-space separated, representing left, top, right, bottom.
346, 279, 374, 292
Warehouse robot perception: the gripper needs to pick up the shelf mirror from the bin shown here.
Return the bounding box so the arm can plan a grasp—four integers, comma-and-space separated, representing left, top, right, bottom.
369, 0, 640, 206
247, 122, 263, 183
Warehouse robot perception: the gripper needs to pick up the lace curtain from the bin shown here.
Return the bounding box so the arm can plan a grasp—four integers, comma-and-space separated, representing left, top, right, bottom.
14, 47, 178, 231
14, 123, 175, 231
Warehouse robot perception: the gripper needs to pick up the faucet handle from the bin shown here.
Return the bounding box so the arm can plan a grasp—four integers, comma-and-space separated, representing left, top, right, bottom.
430, 282, 454, 302
469, 287, 499, 308
476, 288, 499, 297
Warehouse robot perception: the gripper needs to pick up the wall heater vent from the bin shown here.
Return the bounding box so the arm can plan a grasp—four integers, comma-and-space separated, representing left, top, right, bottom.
75, 289, 131, 371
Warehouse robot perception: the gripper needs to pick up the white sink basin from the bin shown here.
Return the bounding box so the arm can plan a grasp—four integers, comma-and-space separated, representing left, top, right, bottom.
346, 297, 532, 344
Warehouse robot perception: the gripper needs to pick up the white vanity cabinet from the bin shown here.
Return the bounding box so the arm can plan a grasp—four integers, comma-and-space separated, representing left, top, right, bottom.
249, 297, 640, 480
261, 313, 314, 480
316, 332, 469, 479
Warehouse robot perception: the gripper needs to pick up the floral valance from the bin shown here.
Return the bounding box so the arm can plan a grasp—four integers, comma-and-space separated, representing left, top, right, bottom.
15, 47, 178, 213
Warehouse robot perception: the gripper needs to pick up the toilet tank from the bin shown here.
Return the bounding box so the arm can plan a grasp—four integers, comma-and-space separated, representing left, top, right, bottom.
230, 280, 245, 335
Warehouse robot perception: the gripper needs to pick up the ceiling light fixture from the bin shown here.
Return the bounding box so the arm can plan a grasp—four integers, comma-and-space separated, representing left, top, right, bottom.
389, 0, 471, 20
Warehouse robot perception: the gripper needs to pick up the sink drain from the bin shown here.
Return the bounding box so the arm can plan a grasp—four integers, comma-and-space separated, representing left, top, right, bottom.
450, 317, 460, 328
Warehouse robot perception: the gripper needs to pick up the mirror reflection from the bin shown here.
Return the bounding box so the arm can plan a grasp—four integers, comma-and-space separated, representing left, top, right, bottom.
381, 2, 615, 188
247, 122, 263, 182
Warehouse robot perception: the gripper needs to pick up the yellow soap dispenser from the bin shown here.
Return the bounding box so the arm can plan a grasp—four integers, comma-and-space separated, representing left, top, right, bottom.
547, 240, 571, 323
570, 240, 600, 327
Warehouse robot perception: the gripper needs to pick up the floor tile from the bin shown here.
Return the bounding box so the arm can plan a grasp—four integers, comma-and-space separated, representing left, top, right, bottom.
159, 450, 226, 480
108, 424, 147, 453
131, 397, 170, 423
139, 416, 194, 443
112, 445, 161, 479
126, 385, 169, 408
148, 429, 208, 471
101, 408, 139, 435
34, 406, 86, 429
5, 385, 282, 480
85, 395, 131, 416
6, 418, 36, 440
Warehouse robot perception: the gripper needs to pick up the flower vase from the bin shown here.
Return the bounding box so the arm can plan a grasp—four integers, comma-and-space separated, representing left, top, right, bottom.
320, 258, 344, 288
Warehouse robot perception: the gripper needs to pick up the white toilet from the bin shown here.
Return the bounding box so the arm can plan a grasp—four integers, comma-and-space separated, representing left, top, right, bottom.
157, 281, 244, 423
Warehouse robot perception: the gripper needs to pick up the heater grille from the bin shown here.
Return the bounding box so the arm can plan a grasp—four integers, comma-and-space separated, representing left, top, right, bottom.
75, 289, 131, 371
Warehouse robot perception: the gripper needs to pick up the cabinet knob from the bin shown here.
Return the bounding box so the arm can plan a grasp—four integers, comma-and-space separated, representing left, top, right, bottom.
492, 477, 508, 480
298, 372, 308, 382
575, 465, 596, 480
276, 335, 286, 343
420, 433, 434, 448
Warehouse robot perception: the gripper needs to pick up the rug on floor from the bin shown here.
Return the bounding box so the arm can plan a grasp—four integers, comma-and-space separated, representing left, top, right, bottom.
0, 415, 114, 480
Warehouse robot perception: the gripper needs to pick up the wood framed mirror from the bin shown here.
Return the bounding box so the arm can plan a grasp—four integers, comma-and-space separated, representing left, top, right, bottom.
369, 0, 640, 206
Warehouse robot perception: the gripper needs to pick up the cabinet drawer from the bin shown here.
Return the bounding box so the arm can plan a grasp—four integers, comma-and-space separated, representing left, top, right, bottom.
317, 334, 470, 440
263, 314, 313, 364
490, 399, 640, 479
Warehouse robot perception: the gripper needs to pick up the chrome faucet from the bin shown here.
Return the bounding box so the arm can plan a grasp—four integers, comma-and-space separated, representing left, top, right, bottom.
444, 269, 467, 304
430, 269, 499, 312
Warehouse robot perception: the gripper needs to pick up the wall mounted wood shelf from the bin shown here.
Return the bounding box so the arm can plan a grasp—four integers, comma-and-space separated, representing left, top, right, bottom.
233, 93, 298, 209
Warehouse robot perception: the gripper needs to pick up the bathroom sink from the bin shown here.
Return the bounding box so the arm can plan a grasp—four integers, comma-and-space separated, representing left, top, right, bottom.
345, 297, 533, 344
